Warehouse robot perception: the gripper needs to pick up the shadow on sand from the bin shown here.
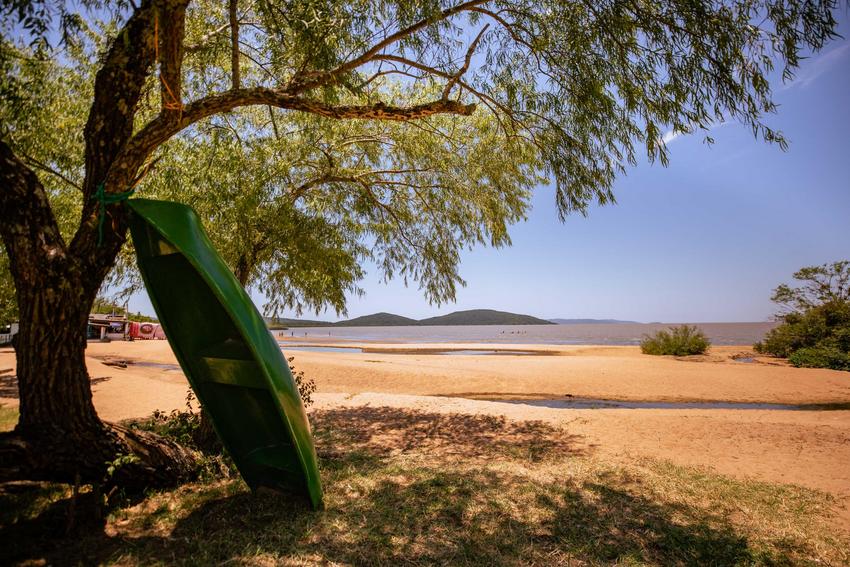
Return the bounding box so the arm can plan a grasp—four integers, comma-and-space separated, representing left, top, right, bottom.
311, 405, 589, 462
0, 375, 110, 399
0, 406, 815, 565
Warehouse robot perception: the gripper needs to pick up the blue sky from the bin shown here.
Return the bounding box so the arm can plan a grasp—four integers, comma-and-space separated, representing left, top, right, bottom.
131, 23, 850, 324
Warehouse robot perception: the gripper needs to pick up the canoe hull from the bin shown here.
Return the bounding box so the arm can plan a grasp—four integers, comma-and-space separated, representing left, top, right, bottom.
127, 198, 323, 509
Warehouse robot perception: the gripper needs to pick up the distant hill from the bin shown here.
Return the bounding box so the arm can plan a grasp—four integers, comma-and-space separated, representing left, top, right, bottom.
335, 312, 419, 326
549, 318, 639, 324
419, 309, 554, 326
268, 309, 555, 327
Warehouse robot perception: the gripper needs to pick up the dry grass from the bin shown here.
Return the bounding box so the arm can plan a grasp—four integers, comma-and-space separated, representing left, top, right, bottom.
1, 406, 848, 566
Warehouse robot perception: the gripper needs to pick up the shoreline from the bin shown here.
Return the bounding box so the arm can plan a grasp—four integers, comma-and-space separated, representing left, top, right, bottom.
271, 320, 779, 346
5, 341, 846, 406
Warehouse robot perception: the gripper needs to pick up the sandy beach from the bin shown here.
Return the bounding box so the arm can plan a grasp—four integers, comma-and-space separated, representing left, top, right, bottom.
2, 340, 849, 524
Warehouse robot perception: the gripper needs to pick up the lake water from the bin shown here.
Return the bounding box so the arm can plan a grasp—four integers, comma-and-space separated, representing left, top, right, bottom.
281, 346, 544, 355
500, 398, 803, 411
275, 322, 777, 346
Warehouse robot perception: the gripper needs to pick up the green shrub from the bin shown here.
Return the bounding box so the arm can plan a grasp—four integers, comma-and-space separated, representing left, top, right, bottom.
755, 301, 850, 358
755, 261, 850, 371
788, 346, 850, 371
755, 301, 850, 371
641, 325, 710, 356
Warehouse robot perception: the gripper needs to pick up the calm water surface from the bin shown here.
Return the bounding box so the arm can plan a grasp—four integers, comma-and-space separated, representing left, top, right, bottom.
275, 322, 776, 346
501, 398, 802, 410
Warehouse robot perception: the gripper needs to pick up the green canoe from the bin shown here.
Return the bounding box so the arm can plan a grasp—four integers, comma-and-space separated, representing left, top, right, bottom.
127, 198, 323, 509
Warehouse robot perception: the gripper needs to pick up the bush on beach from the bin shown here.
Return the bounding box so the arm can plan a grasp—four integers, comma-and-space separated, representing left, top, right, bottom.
754, 301, 850, 359
754, 261, 850, 371
787, 346, 850, 371
641, 325, 710, 356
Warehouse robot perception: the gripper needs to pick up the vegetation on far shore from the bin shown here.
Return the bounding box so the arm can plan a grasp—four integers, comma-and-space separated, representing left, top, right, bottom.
641, 325, 711, 356
755, 261, 850, 371
92, 297, 159, 324
1, 403, 847, 566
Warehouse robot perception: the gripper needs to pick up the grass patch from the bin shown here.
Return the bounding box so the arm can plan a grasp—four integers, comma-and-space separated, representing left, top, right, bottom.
0, 405, 17, 432
1, 405, 847, 565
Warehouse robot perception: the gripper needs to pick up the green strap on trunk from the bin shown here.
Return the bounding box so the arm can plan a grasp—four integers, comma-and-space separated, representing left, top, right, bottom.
91, 183, 136, 245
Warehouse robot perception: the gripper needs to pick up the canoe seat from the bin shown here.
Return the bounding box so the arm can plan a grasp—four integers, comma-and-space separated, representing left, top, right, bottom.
198, 338, 253, 360
195, 381, 297, 461
199, 356, 267, 390
243, 445, 300, 472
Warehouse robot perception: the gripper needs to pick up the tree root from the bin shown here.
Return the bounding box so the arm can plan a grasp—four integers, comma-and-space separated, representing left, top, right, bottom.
0, 422, 201, 491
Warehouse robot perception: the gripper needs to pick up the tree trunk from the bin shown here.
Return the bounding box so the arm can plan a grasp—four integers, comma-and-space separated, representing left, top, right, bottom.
0, 260, 199, 489
0, 1, 204, 490
0, 138, 199, 489
14, 269, 99, 441
192, 409, 222, 453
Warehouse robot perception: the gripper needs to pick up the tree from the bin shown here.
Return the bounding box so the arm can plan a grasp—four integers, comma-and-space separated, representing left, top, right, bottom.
0, 0, 840, 487
111, 97, 539, 314
116, 101, 539, 449
768, 261, 850, 314
755, 261, 850, 370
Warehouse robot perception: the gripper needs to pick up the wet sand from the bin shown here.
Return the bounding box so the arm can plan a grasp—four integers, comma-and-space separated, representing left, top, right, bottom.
1, 340, 849, 523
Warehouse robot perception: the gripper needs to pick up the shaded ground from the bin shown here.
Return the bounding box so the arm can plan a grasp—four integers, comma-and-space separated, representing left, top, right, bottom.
1, 405, 847, 566
1, 374, 110, 399
311, 406, 585, 461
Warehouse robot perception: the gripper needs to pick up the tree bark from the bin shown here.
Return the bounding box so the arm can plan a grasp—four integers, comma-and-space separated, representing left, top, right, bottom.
192, 410, 222, 453
229, 0, 240, 90
1, 1, 201, 488
0, 138, 198, 489
14, 273, 100, 439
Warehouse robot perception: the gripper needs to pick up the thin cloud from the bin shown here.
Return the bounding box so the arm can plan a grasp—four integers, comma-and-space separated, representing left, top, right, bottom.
661, 120, 727, 146
782, 42, 850, 90
661, 130, 681, 145
661, 43, 848, 144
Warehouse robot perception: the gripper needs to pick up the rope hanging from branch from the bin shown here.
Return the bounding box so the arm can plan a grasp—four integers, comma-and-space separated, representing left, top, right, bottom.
91, 184, 136, 246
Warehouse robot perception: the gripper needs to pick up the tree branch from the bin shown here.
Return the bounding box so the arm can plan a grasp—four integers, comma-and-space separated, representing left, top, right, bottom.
81, 0, 158, 197
373, 54, 518, 128
268, 106, 280, 139
73, 0, 186, 272
468, 7, 535, 51
290, 0, 491, 93
183, 22, 230, 53
443, 24, 489, 99
355, 181, 423, 253
156, 0, 189, 118
126, 89, 476, 161
0, 140, 68, 287
17, 149, 82, 192
229, 0, 240, 89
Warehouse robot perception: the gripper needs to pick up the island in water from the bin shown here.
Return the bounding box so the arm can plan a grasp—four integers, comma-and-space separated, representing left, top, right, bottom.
268, 308, 556, 328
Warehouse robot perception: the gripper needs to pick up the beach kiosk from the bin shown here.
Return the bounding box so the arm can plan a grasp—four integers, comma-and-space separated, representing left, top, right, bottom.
87, 313, 130, 341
